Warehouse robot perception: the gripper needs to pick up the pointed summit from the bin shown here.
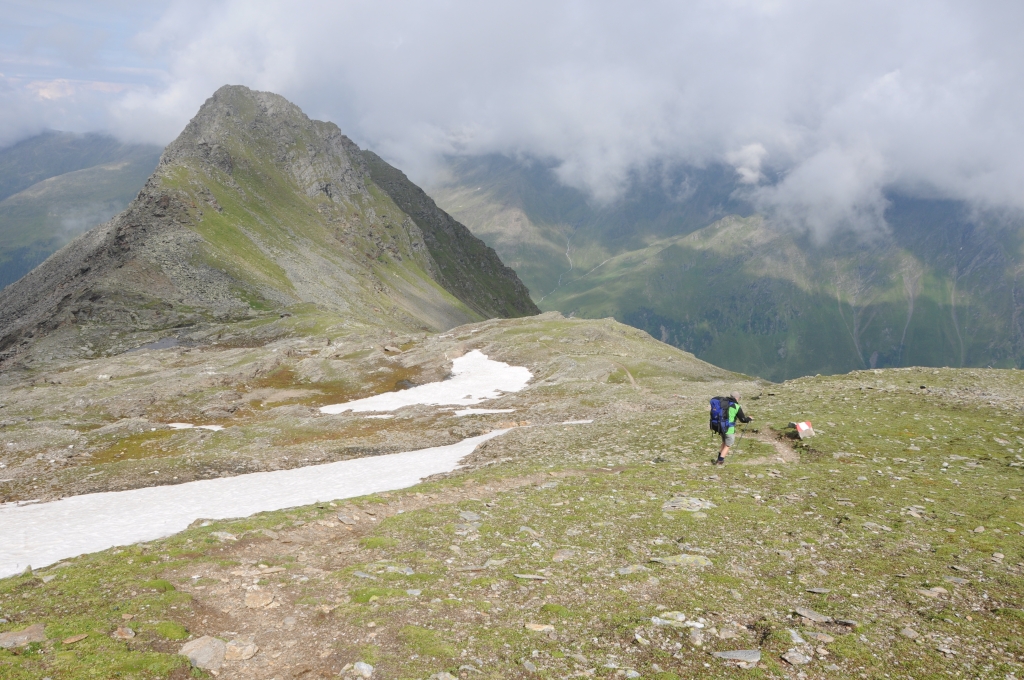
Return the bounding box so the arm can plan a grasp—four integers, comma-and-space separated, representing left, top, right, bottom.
0, 85, 537, 366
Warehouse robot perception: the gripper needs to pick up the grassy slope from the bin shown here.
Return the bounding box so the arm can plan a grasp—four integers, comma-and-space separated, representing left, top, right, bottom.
1, 321, 1021, 678
429, 156, 1024, 380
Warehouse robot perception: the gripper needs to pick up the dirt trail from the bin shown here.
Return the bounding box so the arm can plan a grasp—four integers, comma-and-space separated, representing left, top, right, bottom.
737, 429, 799, 466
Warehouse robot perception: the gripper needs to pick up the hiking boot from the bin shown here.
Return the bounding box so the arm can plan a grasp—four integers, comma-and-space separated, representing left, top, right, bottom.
714, 457, 725, 466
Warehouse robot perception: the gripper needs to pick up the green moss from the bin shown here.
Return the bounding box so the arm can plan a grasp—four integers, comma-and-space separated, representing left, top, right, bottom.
152, 621, 189, 640
398, 625, 456, 659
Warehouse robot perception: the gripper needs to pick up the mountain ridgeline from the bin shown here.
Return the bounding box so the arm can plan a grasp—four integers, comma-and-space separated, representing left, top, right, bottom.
0, 86, 537, 367
429, 155, 1024, 381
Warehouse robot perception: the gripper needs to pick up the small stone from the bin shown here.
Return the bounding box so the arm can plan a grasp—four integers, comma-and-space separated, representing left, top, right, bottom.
525, 623, 555, 632
244, 590, 275, 608
523, 659, 538, 672
900, 627, 919, 639
782, 649, 812, 665
353, 660, 374, 678
225, 638, 259, 661
353, 570, 375, 579
713, 650, 761, 663
625, 671, 641, 678
513, 573, 547, 580
806, 588, 830, 594
0, 623, 46, 648
430, 673, 458, 680
835, 619, 860, 628
635, 633, 650, 646
406, 589, 422, 596
943, 576, 968, 585
552, 549, 575, 562
650, 554, 712, 567
459, 510, 482, 522
62, 634, 88, 645
337, 514, 357, 525
211, 531, 237, 541
689, 627, 704, 646
180, 635, 226, 671
121, 613, 134, 620
973, 526, 985, 533
788, 629, 806, 644
805, 631, 834, 643
112, 626, 135, 640
794, 606, 832, 623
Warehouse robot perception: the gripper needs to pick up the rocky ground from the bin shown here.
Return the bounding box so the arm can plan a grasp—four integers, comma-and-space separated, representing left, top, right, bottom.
1, 314, 1023, 679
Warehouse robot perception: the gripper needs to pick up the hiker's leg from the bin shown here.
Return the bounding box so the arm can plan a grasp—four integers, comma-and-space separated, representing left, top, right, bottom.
719, 433, 735, 459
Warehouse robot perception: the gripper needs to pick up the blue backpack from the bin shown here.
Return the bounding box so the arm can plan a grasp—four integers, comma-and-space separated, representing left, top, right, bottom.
709, 397, 735, 435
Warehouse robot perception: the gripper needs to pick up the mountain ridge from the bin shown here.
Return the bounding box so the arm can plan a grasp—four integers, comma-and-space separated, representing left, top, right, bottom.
0, 86, 537, 368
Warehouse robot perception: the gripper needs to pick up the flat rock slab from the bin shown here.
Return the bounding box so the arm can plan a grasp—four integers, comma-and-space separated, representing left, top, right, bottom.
112, 626, 135, 639
794, 606, 832, 623
782, 649, 812, 665
180, 635, 226, 670
0, 623, 46, 648
525, 623, 555, 632
225, 638, 259, 660
713, 650, 761, 663
650, 554, 712, 567
662, 497, 717, 512
244, 590, 275, 608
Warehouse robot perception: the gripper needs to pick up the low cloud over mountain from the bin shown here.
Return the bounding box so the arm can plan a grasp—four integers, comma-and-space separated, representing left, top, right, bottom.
3, 1, 1024, 235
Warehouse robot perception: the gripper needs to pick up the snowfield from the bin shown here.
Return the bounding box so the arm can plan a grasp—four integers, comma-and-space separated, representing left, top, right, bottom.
0, 431, 507, 579
319, 350, 532, 414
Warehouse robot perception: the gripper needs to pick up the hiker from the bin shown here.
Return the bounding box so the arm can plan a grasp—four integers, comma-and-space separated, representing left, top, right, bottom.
710, 391, 752, 465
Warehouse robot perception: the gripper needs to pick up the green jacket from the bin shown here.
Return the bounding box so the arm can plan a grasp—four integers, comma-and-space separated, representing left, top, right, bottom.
726, 401, 752, 435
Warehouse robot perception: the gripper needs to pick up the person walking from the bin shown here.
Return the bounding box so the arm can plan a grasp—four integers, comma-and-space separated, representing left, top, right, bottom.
715, 391, 752, 465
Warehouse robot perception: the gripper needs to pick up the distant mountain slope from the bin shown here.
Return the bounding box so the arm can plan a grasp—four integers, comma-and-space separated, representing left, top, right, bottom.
0, 86, 537, 367
0, 131, 159, 202
0, 143, 162, 289
429, 155, 1024, 380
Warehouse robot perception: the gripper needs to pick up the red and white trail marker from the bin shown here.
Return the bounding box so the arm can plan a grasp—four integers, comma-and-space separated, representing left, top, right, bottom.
794, 421, 815, 439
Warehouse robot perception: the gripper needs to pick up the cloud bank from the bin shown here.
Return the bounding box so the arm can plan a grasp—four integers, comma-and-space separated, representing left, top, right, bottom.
4, 0, 1024, 234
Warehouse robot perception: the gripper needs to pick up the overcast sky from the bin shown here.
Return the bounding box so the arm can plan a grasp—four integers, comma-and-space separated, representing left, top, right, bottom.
2, 0, 1022, 233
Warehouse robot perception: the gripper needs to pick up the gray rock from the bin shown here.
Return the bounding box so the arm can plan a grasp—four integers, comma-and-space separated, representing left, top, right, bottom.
225, 637, 259, 660
430, 673, 458, 680
650, 554, 712, 567
459, 510, 482, 522
899, 627, 919, 639
662, 497, 716, 512
713, 650, 761, 663
806, 588, 830, 594
353, 660, 374, 678
0, 623, 46, 648
782, 649, 812, 665
523, 659, 538, 672
794, 606, 832, 623
787, 628, 806, 644
180, 635, 226, 671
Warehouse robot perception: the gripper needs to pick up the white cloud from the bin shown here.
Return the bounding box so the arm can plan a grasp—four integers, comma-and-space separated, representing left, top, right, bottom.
4, 0, 1024, 232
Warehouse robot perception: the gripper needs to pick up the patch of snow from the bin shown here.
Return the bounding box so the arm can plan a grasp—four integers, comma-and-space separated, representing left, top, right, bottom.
319, 350, 531, 414
561, 419, 594, 425
0, 431, 508, 578
453, 408, 515, 417
364, 415, 394, 419
166, 423, 224, 431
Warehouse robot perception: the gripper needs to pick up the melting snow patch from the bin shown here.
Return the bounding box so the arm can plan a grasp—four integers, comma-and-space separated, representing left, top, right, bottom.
453, 408, 515, 417
364, 415, 394, 419
166, 423, 223, 431
320, 350, 531, 414
0, 431, 508, 578
561, 420, 594, 425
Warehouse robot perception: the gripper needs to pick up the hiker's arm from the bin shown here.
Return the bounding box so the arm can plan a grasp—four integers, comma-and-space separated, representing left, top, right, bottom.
736, 407, 753, 423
